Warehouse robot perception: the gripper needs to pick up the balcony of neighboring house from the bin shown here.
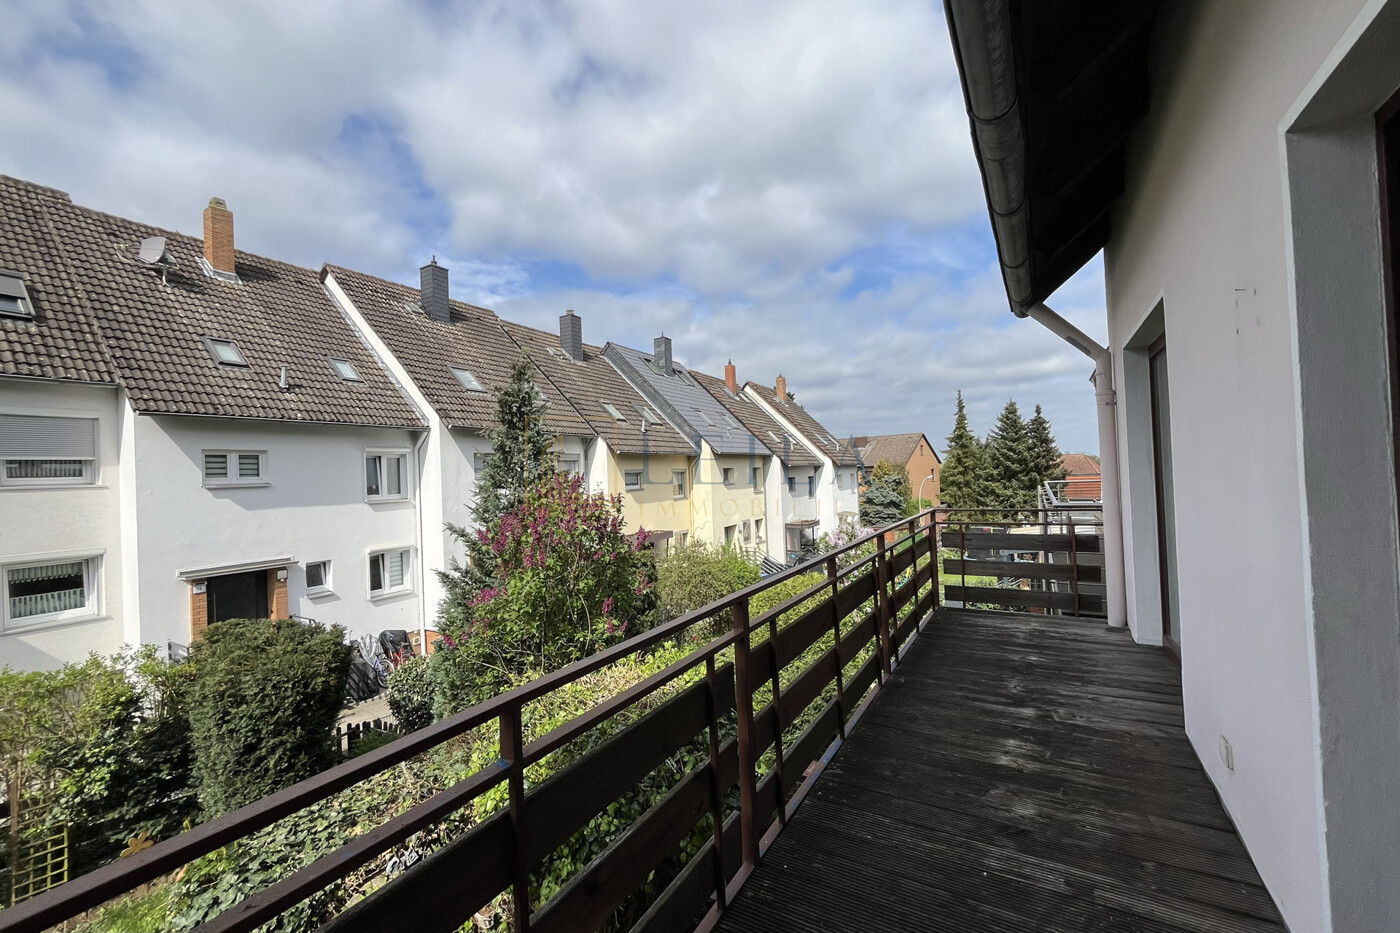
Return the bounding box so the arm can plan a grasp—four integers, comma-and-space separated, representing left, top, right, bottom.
0, 510, 1284, 933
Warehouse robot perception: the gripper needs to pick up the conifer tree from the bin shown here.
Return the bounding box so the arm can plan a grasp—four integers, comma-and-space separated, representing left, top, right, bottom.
1027, 404, 1067, 495
437, 355, 554, 607
939, 391, 985, 511
860, 459, 911, 526
983, 399, 1037, 512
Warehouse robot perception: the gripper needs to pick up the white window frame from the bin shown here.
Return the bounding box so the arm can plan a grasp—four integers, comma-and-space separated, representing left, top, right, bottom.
722, 467, 735, 486
1, 414, 99, 488
807, 475, 816, 499
625, 469, 643, 491
603, 402, 628, 421
0, 269, 35, 320
751, 466, 763, 491
202, 449, 268, 488
329, 357, 361, 382
305, 560, 332, 595
450, 366, 486, 392
203, 337, 249, 367
557, 454, 581, 476
672, 469, 686, 499
365, 449, 411, 501
724, 524, 737, 546
368, 547, 413, 599
2, 554, 102, 632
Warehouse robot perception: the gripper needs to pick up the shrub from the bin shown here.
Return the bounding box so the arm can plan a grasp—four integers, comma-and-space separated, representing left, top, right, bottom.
1, 647, 198, 872
431, 474, 655, 713
387, 655, 434, 732
654, 540, 760, 625
187, 618, 352, 816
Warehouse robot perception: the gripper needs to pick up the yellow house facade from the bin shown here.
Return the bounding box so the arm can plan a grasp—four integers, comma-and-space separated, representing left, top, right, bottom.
690, 445, 770, 552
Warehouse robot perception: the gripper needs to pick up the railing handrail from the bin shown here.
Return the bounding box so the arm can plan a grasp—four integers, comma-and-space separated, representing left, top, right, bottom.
0, 509, 940, 933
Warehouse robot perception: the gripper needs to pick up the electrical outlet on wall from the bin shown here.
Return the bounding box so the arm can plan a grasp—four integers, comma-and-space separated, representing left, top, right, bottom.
1219, 736, 1235, 771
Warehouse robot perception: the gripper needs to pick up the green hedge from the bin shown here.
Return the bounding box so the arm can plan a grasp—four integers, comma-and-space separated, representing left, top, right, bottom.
387, 655, 434, 732
187, 618, 352, 816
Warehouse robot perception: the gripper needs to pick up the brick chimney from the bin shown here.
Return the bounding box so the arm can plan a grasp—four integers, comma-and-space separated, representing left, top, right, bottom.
654, 334, 673, 375
560, 310, 583, 361
775, 374, 787, 400
203, 197, 236, 275
421, 258, 450, 324
725, 360, 737, 394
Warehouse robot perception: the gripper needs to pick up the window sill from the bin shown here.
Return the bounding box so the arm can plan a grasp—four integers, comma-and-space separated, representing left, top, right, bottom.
2, 613, 110, 635
0, 483, 108, 492
365, 496, 413, 506
205, 481, 271, 489
369, 588, 414, 603
306, 588, 334, 599
672, 494, 687, 500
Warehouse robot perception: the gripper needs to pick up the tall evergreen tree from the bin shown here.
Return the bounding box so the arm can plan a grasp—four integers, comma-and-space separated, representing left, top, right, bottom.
983, 399, 1037, 512
860, 459, 911, 526
1027, 404, 1067, 496
437, 355, 554, 609
939, 391, 985, 511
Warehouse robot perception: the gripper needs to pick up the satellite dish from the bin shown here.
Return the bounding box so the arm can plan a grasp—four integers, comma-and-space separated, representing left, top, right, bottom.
138, 236, 170, 265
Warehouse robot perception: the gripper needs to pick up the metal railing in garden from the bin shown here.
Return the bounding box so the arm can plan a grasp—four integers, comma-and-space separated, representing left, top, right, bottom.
0, 510, 944, 933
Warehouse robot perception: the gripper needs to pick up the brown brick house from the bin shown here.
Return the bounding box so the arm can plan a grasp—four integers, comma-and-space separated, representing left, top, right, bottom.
852, 432, 942, 505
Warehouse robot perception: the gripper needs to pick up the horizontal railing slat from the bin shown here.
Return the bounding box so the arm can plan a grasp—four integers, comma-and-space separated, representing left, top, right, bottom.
774, 596, 835, 670
940, 531, 1101, 552
944, 585, 1079, 611
943, 558, 1076, 581
780, 701, 842, 798
778, 651, 839, 732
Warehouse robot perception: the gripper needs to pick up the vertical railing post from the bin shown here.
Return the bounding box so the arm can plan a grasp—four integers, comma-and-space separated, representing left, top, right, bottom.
731, 597, 760, 867
766, 610, 787, 828
928, 510, 941, 615
826, 556, 846, 739
875, 532, 892, 679
703, 655, 727, 911
1069, 515, 1080, 618
499, 704, 531, 933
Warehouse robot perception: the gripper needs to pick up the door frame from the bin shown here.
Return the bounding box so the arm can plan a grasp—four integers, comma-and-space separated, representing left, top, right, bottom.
1147, 334, 1179, 662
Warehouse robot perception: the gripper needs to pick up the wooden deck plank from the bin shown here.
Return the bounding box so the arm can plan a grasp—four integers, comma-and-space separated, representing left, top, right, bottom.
711, 607, 1286, 933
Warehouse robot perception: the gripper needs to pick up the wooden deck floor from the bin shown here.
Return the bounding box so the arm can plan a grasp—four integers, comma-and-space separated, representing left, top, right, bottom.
712, 608, 1286, 933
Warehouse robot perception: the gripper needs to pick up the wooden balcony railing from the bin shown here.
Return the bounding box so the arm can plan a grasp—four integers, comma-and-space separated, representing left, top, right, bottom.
0, 510, 944, 933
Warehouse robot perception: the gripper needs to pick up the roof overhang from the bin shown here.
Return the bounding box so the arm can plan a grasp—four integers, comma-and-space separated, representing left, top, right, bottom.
944, 0, 1162, 314
179, 556, 295, 580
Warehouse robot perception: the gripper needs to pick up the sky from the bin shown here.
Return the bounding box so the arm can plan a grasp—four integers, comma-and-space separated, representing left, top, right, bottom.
0, 0, 1109, 454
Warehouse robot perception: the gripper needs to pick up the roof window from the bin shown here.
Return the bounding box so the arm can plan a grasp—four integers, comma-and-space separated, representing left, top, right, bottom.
0, 270, 34, 319
637, 405, 663, 426
204, 337, 248, 367
329, 358, 361, 382
451, 366, 485, 392
602, 402, 627, 421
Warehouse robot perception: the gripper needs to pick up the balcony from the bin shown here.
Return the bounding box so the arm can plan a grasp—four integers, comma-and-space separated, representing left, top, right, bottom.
0, 511, 1282, 933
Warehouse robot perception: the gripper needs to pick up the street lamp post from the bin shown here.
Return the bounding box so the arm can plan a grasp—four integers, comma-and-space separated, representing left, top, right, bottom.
917, 472, 936, 510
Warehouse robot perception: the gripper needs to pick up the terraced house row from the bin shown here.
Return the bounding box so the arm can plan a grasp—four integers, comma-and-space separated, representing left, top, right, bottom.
0, 175, 878, 670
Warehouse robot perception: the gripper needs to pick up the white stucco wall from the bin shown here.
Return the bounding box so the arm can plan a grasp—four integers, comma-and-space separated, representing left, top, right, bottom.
128, 414, 424, 646
0, 380, 125, 669
1101, 2, 1386, 929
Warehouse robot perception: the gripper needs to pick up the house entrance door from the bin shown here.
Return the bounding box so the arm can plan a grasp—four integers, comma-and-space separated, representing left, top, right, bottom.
1149, 337, 1181, 659
207, 570, 269, 625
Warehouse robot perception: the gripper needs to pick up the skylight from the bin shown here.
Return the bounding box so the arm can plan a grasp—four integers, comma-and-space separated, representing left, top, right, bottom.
0, 270, 33, 319
637, 405, 661, 425
723, 414, 741, 430
204, 337, 248, 367
451, 366, 485, 392
695, 410, 715, 427
329, 358, 361, 382
602, 402, 627, 421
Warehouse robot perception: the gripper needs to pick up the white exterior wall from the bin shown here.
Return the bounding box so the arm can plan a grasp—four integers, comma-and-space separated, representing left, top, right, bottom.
128, 415, 423, 646
833, 467, 860, 524
1101, 2, 1393, 929
0, 380, 125, 668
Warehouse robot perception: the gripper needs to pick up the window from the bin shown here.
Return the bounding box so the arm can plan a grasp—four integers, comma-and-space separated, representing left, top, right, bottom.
329, 358, 361, 382
369, 548, 411, 597
306, 560, 331, 594
366, 451, 409, 500
751, 466, 763, 490
742, 520, 752, 542
838, 470, 854, 491
723, 414, 741, 430
0, 415, 97, 486
473, 452, 489, 473
203, 450, 265, 486
556, 455, 581, 476
625, 469, 643, 491
724, 524, 737, 546
637, 405, 662, 427
807, 475, 816, 498
602, 402, 627, 421
722, 467, 735, 486
3, 557, 99, 630
754, 518, 764, 541
787, 475, 796, 494
0, 270, 34, 319
677, 531, 688, 547
672, 469, 686, 498
204, 337, 248, 367
694, 409, 716, 427
451, 366, 485, 392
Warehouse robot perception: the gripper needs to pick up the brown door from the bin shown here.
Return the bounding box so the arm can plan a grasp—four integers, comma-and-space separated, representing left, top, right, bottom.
1149, 336, 1181, 659
207, 570, 270, 625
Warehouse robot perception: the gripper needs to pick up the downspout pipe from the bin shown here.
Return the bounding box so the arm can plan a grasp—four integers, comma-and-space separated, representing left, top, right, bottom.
1026, 303, 1128, 629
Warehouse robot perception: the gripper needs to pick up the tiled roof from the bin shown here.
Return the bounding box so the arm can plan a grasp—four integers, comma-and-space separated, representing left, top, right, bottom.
500, 319, 692, 456
691, 369, 821, 467
1, 176, 423, 427
1061, 452, 1100, 476
604, 343, 765, 458
0, 177, 115, 383
327, 266, 593, 436
852, 432, 939, 469
744, 381, 861, 466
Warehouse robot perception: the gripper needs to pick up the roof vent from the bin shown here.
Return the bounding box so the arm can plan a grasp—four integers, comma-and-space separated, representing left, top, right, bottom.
560, 310, 584, 361
421, 257, 450, 324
